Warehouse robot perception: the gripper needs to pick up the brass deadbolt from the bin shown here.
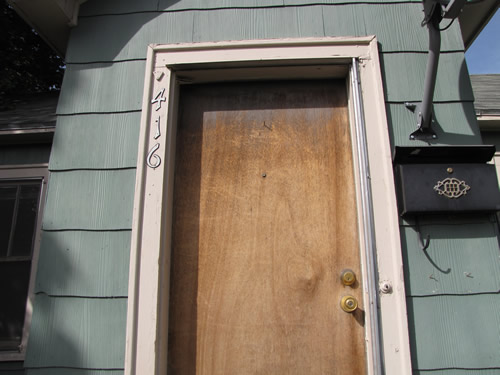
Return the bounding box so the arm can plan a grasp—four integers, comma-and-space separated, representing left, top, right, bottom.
340, 269, 356, 286
340, 295, 358, 313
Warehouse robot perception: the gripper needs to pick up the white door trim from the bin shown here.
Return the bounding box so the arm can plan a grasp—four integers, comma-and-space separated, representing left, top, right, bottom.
126, 37, 412, 375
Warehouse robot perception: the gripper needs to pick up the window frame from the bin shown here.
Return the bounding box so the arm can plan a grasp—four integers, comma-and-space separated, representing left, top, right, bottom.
0, 164, 48, 361
126, 37, 412, 375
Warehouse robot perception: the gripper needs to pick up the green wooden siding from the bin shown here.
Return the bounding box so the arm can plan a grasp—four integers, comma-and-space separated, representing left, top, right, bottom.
24, 0, 495, 373
68, 3, 464, 63
57, 53, 471, 115
50, 113, 140, 170
407, 294, 500, 369
42, 170, 135, 230
380, 52, 473, 102
413, 371, 500, 375
387, 102, 482, 147
25, 295, 126, 369
26, 370, 123, 375
401, 221, 500, 295
35, 231, 130, 296
56, 62, 145, 115
401, 217, 500, 372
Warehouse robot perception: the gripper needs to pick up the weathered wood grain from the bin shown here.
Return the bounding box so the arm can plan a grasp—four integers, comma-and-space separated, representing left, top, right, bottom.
407, 294, 500, 370
42, 170, 136, 230
168, 80, 366, 374
24, 295, 127, 369
400, 223, 500, 296
387, 102, 482, 147
50, 113, 140, 170
69, 3, 463, 63
35, 231, 130, 296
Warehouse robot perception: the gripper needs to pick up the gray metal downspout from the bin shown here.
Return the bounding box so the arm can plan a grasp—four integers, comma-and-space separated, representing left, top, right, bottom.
419, 16, 441, 133
407, 2, 442, 140
351, 58, 383, 375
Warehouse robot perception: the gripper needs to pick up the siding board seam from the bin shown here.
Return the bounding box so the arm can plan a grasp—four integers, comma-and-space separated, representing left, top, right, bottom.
79, 1, 422, 18
24, 367, 124, 371
399, 220, 496, 227
34, 293, 128, 299
48, 167, 137, 172
407, 291, 500, 298
387, 100, 474, 104
57, 110, 142, 116
41, 229, 132, 232
66, 58, 147, 65
415, 367, 500, 371
63, 50, 466, 65
381, 50, 465, 54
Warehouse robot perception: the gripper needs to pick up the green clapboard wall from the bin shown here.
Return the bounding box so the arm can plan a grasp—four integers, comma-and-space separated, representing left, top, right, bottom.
9, 0, 498, 374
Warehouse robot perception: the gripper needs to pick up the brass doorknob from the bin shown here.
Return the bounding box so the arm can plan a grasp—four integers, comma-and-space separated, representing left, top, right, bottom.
340, 269, 356, 286
340, 295, 358, 313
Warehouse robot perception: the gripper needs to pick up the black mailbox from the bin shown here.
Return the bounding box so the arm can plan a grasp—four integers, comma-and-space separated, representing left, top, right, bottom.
394, 146, 500, 216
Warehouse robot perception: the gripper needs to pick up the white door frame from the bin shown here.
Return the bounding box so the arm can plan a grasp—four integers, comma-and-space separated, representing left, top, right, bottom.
126, 37, 412, 375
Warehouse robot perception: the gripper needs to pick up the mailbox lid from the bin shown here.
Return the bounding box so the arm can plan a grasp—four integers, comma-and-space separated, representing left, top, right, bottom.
393, 145, 496, 164
395, 163, 500, 215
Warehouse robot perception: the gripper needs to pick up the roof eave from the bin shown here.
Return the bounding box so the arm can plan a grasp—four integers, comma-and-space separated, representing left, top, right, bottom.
459, 0, 499, 50
7, 0, 87, 58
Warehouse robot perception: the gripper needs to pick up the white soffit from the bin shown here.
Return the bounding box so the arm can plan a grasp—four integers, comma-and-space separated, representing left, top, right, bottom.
460, 0, 499, 49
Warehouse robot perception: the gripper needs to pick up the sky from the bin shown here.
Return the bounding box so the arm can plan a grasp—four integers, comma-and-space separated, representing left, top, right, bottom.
465, 9, 500, 74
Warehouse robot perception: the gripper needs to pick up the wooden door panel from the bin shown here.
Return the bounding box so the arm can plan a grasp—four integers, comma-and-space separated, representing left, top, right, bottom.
168, 81, 365, 374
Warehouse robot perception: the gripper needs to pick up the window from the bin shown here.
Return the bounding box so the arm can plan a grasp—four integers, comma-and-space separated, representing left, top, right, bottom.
0, 165, 48, 359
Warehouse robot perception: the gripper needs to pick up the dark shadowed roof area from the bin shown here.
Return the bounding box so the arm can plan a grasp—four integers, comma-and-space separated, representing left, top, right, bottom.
0, 92, 58, 131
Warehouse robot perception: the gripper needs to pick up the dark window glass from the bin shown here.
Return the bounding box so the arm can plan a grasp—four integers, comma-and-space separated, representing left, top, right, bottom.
11, 184, 40, 257
0, 261, 31, 351
0, 187, 17, 258
0, 180, 42, 351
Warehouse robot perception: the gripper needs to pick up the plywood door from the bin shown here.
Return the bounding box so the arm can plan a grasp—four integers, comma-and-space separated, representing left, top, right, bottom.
168, 80, 366, 374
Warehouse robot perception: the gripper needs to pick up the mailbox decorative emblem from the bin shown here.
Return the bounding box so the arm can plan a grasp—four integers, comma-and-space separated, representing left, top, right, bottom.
433, 177, 470, 199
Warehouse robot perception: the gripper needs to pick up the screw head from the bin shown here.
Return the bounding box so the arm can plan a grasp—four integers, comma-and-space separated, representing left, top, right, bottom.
380, 282, 393, 294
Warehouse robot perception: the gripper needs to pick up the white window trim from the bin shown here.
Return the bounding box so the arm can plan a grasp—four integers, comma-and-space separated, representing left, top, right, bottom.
126, 37, 412, 375
0, 164, 49, 362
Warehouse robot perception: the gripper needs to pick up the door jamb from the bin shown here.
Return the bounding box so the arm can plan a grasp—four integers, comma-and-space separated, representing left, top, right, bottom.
126, 37, 412, 375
